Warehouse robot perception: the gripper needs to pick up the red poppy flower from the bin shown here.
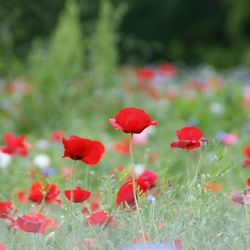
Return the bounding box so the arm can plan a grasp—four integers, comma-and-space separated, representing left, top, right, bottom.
137, 67, 154, 81
116, 180, 145, 208
64, 187, 91, 203
62, 135, 105, 165
116, 169, 158, 208
170, 126, 207, 150
108, 107, 159, 134
0, 201, 13, 219
0, 132, 30, 156
86, 210, 112, 226
116, 181, 136, 208
13, 213, 56, 233
136, 169, 158, 192
246, 177, 250, 187
244, 145, 250, 158
28, 182, 61, 205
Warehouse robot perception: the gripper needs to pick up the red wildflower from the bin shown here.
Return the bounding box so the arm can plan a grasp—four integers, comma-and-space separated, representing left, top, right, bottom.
159, 63, 177, 77
246, 177, 250, 187
82, 193, 102, 214
204, 181, 222, 193
28, 182, 61, 205
64, 187, 91, 203
51, 130, 64, 142
112, 136, 130, 155
170, 126, 207, 150
86, 210, 112, 226
173, 239, 182, 250
244, 145, 250, 158
137, 67, 154, 81
0, 132, 30, 156
62, 135, 105, 165
116, 169, 158, 208
0, 201, 13, 219
108, 107, 159, 134
16, 189, 27, 204
12, 213, 56, 233
136, 169, 158, 192
116, 181, 136, 208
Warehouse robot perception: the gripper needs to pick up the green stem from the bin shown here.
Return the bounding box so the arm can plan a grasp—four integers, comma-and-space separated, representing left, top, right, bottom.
130, 133, 146, 243
69, 161, 82, 222
171, 150, 204, 241
70, 161, 76, 209
33, 233, 37, 250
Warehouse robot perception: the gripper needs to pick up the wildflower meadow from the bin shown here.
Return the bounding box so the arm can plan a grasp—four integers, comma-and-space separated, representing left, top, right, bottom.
1, 0, 250, 250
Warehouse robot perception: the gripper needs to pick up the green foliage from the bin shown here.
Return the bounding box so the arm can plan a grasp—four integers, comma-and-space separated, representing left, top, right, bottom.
89, 0, 124, 85
19, 0, 84, 132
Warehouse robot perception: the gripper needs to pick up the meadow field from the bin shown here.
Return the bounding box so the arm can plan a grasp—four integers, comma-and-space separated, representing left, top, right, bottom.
1, 0, 250, 249
1, 64, 250, 250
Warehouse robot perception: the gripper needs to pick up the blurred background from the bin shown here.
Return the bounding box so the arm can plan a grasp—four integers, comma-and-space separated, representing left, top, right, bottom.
2, 0, 250, 72
0, 0, 250, 136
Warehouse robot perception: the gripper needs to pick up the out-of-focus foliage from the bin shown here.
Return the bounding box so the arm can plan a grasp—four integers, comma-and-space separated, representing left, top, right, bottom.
18, 0, 85, 133
89, 0, 125, 86
1, 0, 250, 71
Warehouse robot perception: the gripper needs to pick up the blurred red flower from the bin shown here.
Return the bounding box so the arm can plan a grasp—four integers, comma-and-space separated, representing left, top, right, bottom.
159, 63, 177, 77
246, 177, 250, 187
170, 126, 207, 150
108, 107, 158, 134
0, 132, 31, 156
204, 181, 222, 193
137, 67, 154, 81
136, 169, 158, 192
116, 169, 158, 208
16, 189, 27, 204
244, 145, 250, 158
51, 130, 64, 142
116, 181, 136, 208
132, 234, 150, 244
28, 182, 61, 205
62, 135, 105, 165
64, 187, 91, 203
12, 213, 56, 233
86, 210, 112, 226
112, 136, 130, 155
0, 201, 13, 219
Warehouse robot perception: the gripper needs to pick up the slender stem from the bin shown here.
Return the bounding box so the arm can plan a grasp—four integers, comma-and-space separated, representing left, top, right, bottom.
69, 161, 82, 222
33, 233, 37, 250
171, 150, 204, 241
130, 133, 146, 243
69, 161, 77, 214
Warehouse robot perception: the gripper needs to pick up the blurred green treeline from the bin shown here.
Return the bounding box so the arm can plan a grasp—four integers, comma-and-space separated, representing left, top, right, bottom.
1, 0, 250, 74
